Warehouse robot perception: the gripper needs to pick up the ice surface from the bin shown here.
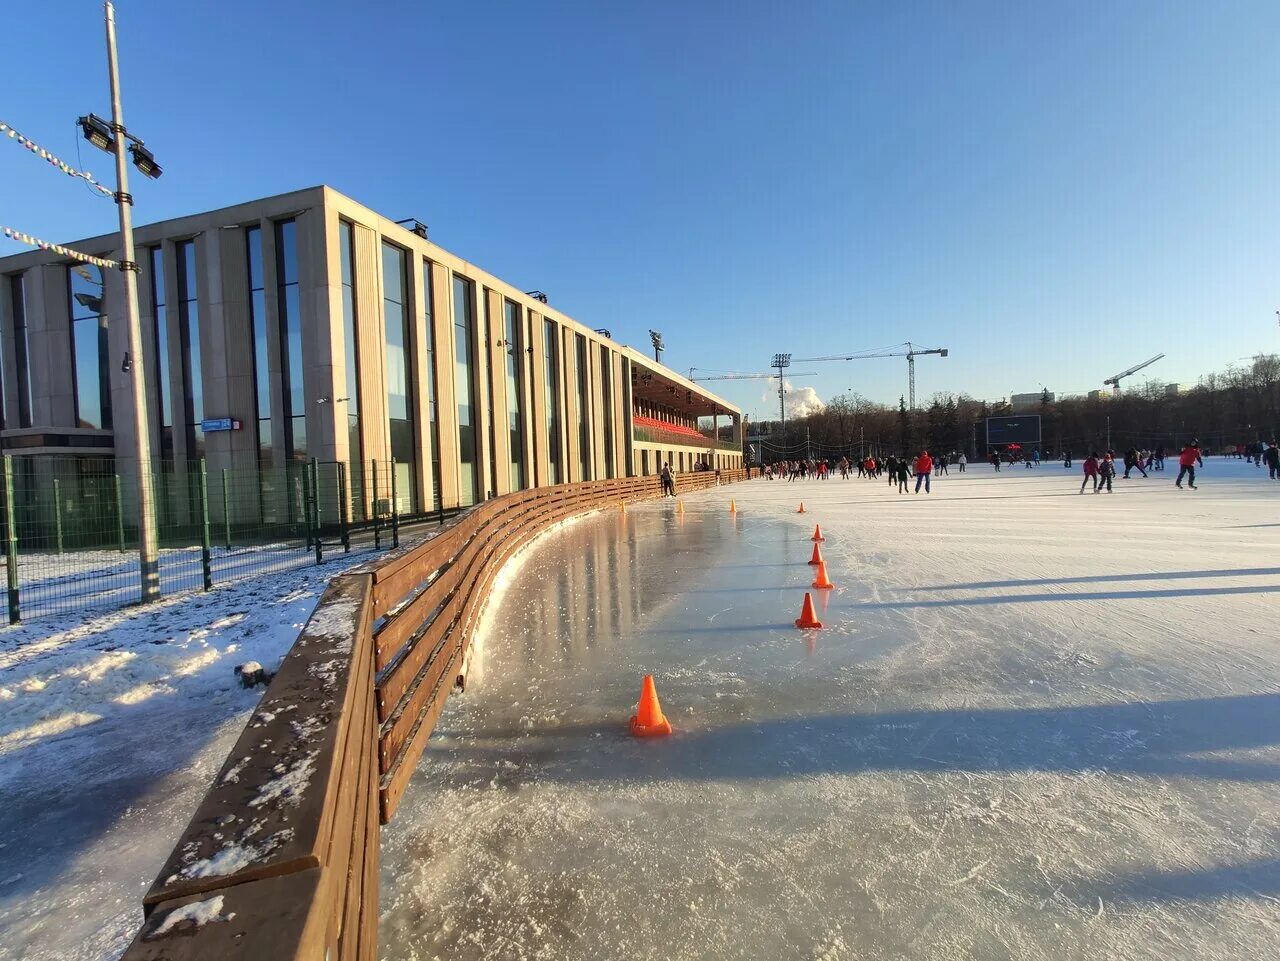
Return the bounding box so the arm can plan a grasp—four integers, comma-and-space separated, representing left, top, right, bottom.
379, 462, 1280, 961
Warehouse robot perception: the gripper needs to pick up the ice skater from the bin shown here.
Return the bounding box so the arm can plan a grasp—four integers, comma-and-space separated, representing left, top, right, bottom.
895, 458, 909, 493
1264, 441, 1280, 479
1080, 452, 1099, 493
914, 449, 933, 493
1098, 452, 1115, 493
958, 452, 967, 472
660, 462, 676, 497
1176, 441, 1203, 489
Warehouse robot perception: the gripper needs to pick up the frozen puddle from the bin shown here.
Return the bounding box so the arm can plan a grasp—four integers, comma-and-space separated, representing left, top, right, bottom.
381, 464, 1280, 961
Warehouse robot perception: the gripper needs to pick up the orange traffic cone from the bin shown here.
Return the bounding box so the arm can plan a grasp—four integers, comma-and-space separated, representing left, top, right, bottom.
619, 500, 627, 513
729, 499, 737, 513
795, 592, 823, 629
676, 500, 685, 514
811, 560, 834, 590
629, 675, 673, 737
807, 542, 824, 566
797, 502, 807, 514
811, 524, 825, 542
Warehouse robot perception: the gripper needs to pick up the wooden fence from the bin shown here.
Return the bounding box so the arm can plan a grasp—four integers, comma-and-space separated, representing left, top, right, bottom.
120, 469, 749, 959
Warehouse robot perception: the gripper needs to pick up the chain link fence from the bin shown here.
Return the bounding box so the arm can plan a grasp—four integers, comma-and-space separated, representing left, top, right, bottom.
0, 455, 456, 622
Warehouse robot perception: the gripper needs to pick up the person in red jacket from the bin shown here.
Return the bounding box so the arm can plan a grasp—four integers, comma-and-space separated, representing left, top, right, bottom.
913, 450, 934, 493
1080, 452, 1100, 493
1176, 440, 1203, 489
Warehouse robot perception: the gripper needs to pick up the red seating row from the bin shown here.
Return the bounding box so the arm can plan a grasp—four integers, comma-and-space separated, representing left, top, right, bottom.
633, 415, 707, 439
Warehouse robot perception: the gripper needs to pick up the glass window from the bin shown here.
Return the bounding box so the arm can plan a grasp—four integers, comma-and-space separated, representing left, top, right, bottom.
68, 264, 112, 431
483, 293, 497, 496
504, 300, 525, 490
600, 344, 614, 479
453, 275, 479, 505
575, 333, 591, 481
275, 219, 305, 460
382, 241, 416, 513
339, 223, 361, 476
147, 248, 173, 459
175, 241, 202, 455
245, 227, 273, 462
543, 319, 561, 485
9, 274, 31, 429
422, 260, 440, 511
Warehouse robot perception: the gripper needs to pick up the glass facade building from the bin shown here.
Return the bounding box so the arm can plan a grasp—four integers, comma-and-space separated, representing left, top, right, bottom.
0, 186, 741, 515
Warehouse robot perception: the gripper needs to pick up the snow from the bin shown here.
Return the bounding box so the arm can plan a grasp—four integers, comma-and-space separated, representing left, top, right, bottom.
379, 461, 1280, 961
151, 893, 233, 936
0, 557, 361, 961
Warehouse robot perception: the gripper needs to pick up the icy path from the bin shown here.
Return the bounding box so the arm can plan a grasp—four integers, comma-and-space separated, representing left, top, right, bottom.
0, 560, 360, 961
380, 462, 1280, 961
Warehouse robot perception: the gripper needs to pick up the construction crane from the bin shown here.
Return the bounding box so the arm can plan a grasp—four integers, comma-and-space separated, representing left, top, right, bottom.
791, 342, 949, 410
688, 370, 817, 382
688, 367, 818, 427
1103, 353, 1165, 392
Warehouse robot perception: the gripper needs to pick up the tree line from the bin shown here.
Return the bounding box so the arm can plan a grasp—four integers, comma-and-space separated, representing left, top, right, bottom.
751, 354, 1280, 462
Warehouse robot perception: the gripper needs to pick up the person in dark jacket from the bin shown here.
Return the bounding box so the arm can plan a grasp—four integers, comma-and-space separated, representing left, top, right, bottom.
895, 458, 910, 493
1097, 453, 1116, 493
1263, 441, 1279, 480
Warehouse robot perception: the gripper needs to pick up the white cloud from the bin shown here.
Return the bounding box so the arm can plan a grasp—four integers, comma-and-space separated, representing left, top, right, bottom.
760, 379, 825, 419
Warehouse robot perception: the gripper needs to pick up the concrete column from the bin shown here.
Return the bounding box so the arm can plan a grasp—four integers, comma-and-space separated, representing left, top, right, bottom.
590, 339, 605, 478
298, 207, 339, 467
485, 288, 511, 496
472, 285, 495, 499
352, 223, 389, 494
0, 274, 17, 427
31, 264, 73, 428
564, 329, 581, 481
528, 310, 549, 488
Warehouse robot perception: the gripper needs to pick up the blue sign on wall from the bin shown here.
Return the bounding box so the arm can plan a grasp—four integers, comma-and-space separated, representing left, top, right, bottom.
200, 417, 242, 433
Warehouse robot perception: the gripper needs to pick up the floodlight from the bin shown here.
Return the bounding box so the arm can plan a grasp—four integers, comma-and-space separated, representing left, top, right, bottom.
129, 142, 163, 179
74, 292, 104, 313
78, 114, 115, 153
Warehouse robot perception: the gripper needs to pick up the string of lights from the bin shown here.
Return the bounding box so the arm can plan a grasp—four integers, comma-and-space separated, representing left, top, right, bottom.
1, 119, 114, 197
0, 226, 118, 269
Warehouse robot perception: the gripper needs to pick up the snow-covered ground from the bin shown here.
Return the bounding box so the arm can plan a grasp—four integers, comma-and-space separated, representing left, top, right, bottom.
380, 461, 1280, 961
0, 555, 363, 961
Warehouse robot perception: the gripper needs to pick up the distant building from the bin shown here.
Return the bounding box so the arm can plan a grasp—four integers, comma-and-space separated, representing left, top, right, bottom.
1010, 392, 1052, 411
1088, 389, 1113, 402
1161, 383, 1190, 397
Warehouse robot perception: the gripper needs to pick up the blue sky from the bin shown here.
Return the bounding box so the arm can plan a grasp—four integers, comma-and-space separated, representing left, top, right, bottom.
4, 1, 1278, 420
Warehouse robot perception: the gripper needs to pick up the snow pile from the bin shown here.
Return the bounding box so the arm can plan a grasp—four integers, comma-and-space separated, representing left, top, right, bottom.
151, 894, 233, 937
0, 560, 358, 961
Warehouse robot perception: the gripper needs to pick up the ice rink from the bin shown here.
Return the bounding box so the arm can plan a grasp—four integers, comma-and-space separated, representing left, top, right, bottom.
380, 461, 1280, 961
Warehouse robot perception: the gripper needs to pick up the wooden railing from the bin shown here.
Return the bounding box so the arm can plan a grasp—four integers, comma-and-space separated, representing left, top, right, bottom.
120, 469, 749, 959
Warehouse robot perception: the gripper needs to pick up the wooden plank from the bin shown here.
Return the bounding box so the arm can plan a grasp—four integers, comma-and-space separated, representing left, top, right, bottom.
143, 575, 373, 908
122, 867, 331, 961
338, 640, 374, 961
379, 644, 463, 823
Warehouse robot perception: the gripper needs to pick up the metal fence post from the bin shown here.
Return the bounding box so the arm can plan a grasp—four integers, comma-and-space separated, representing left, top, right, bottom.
52, 478, 64, 554
337, 462, 350, 554
222, 467, 232, 550
114, 473, 125, 552
390, 458, 399, 549
310, 458, 323, 565
3, 457, 19, 624
371, 459, 381, 550
199, 461, 213, 591
301, 462, 313, 550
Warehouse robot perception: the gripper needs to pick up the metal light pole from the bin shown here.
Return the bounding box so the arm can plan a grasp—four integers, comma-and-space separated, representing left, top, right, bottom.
105, 1, 160, 601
